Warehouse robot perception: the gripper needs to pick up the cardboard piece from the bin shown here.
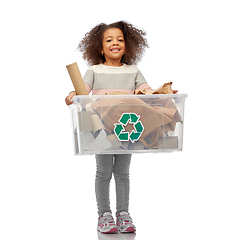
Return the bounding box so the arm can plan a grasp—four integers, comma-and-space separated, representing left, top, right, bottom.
92, 96, 181, 148
66, 62, 88, 95
134, 82, 174, 95
141, 128, 162, 148
155, 82, 174, 94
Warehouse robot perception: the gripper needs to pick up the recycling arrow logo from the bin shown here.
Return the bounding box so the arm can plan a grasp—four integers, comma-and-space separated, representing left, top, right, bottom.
114, 113, 144, 143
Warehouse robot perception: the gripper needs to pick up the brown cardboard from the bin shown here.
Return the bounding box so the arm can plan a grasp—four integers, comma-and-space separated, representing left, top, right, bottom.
92, 96, 181, 148
91, 114, 106, 135
88, 82, 182, 149
66, 62, 88, 95
135, 82, 174, 95
155, 82, 174, 94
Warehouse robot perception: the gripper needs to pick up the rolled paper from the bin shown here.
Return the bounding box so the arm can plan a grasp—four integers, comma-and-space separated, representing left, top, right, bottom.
85, 106, 96, 115
66, 62, 88, 95
91, 114, 105, 134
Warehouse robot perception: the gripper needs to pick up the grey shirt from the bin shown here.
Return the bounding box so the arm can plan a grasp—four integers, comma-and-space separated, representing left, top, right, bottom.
83, 64, 149, 95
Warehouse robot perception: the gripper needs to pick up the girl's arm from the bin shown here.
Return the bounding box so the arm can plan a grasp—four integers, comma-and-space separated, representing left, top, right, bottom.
65, 82, 92, 106
135, 82, 152, 91
65, 91, 76, 105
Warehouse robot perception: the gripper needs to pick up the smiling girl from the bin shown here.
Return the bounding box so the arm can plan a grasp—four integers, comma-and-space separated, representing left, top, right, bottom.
65, 21, 151, 234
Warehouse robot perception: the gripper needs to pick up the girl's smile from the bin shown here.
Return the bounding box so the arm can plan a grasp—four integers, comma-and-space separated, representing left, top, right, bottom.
102, 28, 125, 66
110, 47, 121, 52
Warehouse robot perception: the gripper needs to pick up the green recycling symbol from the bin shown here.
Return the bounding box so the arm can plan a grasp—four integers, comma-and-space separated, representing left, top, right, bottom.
114, 113, 144, 143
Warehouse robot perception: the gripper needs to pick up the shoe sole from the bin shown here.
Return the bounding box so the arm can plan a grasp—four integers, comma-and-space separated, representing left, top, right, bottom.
98, 227, 118, 234
119, 226, 136, 233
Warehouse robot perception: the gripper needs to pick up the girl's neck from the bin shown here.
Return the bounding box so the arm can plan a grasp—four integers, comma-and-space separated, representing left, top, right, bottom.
103, 59, 123, 67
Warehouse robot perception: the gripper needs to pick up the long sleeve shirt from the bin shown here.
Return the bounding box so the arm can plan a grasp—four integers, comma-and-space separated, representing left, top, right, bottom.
83, 64, 151, 95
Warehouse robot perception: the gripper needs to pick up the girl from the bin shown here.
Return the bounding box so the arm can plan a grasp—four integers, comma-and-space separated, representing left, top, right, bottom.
65, 21, 152, 234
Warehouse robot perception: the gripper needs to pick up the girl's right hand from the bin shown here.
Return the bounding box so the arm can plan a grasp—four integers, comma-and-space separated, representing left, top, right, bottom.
65, 91, 76, 105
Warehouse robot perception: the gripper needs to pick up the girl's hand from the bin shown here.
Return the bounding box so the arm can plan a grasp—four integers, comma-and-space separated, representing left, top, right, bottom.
65, 91, 76, 105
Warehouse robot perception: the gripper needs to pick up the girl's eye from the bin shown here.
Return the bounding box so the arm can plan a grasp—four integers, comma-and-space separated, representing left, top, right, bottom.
119, 39, 124, 42
106, 39, 111, 42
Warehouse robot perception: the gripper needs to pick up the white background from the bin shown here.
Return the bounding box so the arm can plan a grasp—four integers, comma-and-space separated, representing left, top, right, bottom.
0, 0, 240, 239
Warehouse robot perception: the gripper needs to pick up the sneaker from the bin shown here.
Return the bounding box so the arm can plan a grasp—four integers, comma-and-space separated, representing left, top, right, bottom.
97, 212, 118, 233
116, 211, 136, 233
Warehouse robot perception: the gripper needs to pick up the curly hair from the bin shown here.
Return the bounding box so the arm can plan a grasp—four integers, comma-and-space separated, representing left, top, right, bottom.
77, 21, 149, 66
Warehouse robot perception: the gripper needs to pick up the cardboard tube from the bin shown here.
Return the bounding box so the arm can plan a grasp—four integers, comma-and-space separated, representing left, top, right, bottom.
85, 106, 96, 115
66, 62, 88, 95
91, 114, 105, 134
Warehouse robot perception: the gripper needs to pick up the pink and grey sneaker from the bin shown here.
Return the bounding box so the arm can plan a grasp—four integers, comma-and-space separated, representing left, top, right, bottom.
97, 212, 118, 234
116, 211, 136, 233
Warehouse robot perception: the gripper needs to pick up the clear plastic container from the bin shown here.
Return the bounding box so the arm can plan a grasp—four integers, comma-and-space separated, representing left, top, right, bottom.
69, 94, 187, 155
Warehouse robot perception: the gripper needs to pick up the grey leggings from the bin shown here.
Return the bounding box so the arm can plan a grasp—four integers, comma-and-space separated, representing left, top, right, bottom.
95, 154, 131, 217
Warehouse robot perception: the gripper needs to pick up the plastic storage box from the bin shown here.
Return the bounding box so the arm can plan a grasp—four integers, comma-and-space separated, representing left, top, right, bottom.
69, 94, 187, 155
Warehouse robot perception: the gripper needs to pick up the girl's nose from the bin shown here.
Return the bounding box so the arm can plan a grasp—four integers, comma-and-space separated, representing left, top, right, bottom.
112, 40, 118, 45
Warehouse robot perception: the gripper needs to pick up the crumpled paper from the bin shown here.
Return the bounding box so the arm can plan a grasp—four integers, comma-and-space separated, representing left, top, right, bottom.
92, 83, 182, 149
134, 82, 174, 95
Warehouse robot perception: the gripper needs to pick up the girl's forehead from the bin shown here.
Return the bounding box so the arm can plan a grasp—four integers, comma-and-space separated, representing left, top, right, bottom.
103, 28, 124, 38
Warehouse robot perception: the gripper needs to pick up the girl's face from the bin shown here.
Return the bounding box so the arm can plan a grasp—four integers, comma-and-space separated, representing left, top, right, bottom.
102, 28, 125, 66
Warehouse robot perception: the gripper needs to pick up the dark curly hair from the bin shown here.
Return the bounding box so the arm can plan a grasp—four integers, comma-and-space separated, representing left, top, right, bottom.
77, 21, 149, 66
